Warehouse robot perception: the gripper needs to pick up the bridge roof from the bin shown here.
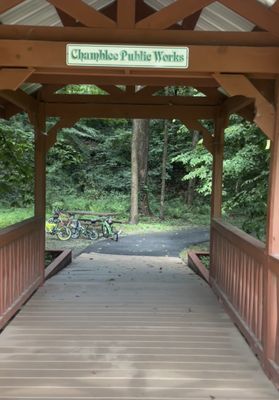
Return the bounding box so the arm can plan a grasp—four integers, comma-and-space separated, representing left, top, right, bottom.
0, 0, 276, 31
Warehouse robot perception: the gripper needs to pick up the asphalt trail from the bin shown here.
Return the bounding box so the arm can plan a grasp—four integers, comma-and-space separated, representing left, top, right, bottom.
84, 227, 209, 257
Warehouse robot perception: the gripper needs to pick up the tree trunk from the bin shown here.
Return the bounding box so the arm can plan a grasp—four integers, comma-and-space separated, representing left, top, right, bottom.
129, 119, 140, 224
138, 119, 152, 216
187, 130, 199, 206
160, 120, 168, 220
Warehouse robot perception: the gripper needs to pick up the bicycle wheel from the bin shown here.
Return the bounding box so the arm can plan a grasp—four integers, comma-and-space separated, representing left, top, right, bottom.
87, 229, 99, 241
57, 226, 71, 241
71, 228, 80, 239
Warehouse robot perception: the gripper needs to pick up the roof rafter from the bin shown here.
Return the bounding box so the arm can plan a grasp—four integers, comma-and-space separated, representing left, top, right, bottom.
46, 0, 116, 28
0, 68, 34, 90
0, 0, 24, 14
55, 7, 84, 27
136, 0, 214, 29
219, 0, 279, 37
117, 0, 136, 29
181, 10, 202, 30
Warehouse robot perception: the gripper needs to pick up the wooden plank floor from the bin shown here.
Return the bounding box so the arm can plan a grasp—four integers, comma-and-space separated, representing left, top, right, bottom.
0, 252, 278, 399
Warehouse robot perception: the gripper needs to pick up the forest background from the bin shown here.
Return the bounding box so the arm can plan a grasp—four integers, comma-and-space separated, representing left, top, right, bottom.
0, 85, 270, 241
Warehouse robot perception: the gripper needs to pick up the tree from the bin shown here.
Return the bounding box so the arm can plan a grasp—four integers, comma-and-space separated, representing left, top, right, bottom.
129, 119, 140, 224
160, 120, 168, 220
138, 119, 152, 216
186, 130, 200, 205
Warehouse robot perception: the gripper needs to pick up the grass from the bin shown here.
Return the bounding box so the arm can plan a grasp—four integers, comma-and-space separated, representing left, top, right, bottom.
0, 194, 211, 234
0, 207, 34, 229
180, 241, 210, 264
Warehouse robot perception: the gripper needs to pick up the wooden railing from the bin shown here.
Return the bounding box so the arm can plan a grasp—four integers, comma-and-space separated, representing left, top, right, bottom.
210, 218, 279, 386
0, 217, 44, 329
268, 255, 279, 367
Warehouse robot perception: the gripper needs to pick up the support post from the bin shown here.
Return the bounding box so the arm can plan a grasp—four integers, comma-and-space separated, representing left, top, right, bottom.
211, 112, 226, 219
263, 79, 279, 364
210, 111, 227, 280
33, 105, 47, 282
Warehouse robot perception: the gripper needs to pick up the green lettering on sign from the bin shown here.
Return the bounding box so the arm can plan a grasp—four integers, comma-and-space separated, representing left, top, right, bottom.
66, 44, 189, 69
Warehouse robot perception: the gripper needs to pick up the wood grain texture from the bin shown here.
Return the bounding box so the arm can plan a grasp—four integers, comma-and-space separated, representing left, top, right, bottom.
0, 252, 277, 398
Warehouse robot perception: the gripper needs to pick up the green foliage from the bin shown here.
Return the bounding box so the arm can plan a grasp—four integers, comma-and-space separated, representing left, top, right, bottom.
0, 86, 269, 241
172, 114, 269, 240
0, 207, 34, 229
0, 114, 34, 208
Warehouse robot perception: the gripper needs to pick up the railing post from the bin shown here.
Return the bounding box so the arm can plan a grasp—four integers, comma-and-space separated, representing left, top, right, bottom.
264, 79, 279, 364
210, 111, 227, 279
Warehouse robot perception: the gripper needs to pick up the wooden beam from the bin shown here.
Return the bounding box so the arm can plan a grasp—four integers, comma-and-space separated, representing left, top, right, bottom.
267, 79, 279, 255
271, 0, 279, 13
46, 117, 77, 151
2, 40, 279, 74
0, 89, 38, 113
55, 8, 84, 27
0, 68, 34, 90
28, 72, 217, 87
237, 104, 255, 123
47, 0, 116, 28
250, 79, 275, 105
183, 6, 202, 29
126, 86, 135, 95
181, 117, 214, 154
45, 102, 217, 120
33, 105, 47, 218
0, 0, 24, 14
197, 87, 226, 102
43, 93, 220, 106
181, 10, 202, 30
221, 95, 254, 115
136, 0, 214, 29
214, 74, 275, 140
219, 0, 279, 37
264, 79, 279, 363
33, 106, 46, 282
40, 84, 65, 99
136, 86, 162, 96
96, 85, 124, 95
4, 102, 21, 119
1, 25, 279, 47
211, 112, 227, 218
117, 0, 135, 28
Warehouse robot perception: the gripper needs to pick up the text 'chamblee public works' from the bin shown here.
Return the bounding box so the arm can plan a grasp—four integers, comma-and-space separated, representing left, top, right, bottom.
66, 44, 189, 69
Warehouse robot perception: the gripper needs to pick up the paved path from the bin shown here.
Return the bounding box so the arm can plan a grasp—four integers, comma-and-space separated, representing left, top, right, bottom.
0, 250, 277, 399
85, 227, 210, 257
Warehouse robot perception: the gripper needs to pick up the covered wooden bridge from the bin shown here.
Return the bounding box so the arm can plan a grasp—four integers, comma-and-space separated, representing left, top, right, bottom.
0, 0, 279, 397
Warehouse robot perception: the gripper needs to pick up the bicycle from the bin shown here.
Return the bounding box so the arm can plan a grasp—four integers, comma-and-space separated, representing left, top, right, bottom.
99, 216, 120, 241
45, 210, 71, 241
70, 216, 99, 240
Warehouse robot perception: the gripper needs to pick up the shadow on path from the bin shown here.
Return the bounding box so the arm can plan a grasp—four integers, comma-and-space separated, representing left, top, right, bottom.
84, 227, 209, 257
